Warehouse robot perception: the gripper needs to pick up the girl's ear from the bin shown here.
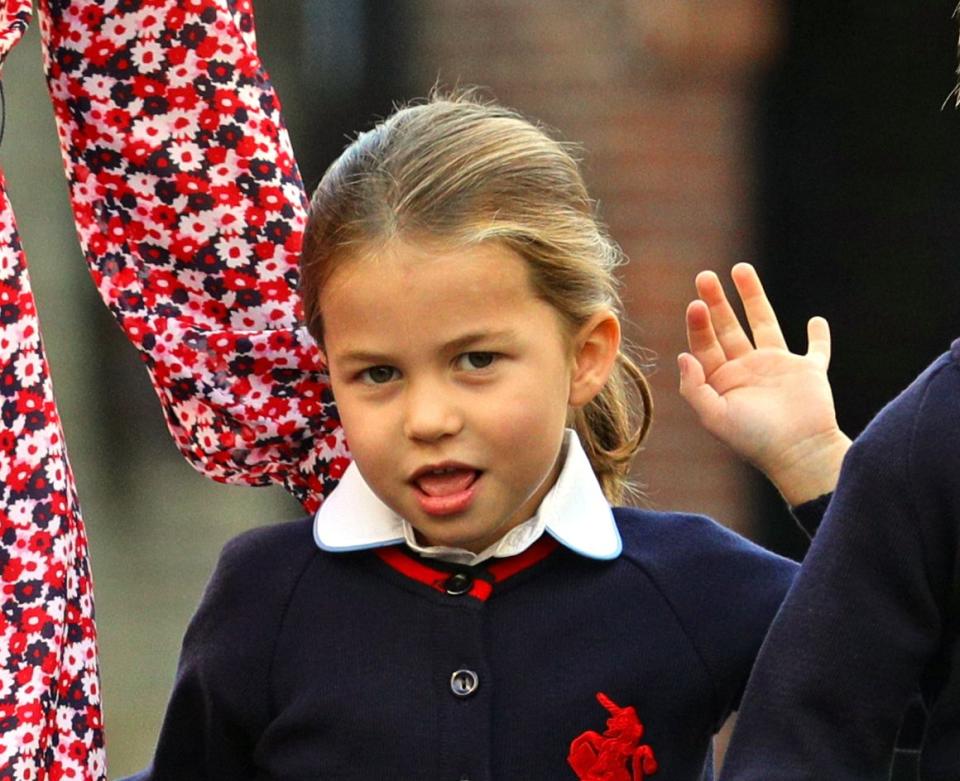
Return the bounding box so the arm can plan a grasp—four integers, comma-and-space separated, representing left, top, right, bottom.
569, 310, 621, 408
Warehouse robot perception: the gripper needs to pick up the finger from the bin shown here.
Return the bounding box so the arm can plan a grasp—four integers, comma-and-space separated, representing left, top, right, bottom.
695, 269, 753, 359
805, 316, 831, 369
677, 352, 725, 427
685, 300, 728, 378
730, 262, 788, 351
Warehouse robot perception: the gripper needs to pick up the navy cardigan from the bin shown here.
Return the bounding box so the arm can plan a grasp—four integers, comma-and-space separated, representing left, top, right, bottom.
720, 342, 960, 781
127, 507, 809, 781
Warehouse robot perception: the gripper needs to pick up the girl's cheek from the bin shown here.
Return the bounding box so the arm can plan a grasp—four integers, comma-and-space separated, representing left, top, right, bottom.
489, 397, 561, 440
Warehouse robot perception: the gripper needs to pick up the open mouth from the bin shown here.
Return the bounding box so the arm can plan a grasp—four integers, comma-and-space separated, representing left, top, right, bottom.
411, 466, 482, 516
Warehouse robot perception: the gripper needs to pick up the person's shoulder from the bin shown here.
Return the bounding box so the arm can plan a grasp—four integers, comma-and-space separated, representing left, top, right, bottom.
221, 514, 316, 563
926, 340, 960, 411
918, 343, 960, 426
213, 515, 319, 593
187, 516, 320, 646
856, 344, 960, 459
612, 506, 792, 570
610, 507, 796, 700
877, 345, 958, 418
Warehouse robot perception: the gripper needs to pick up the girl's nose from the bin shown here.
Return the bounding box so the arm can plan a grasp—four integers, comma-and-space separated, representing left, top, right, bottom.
402, 383, 463, 442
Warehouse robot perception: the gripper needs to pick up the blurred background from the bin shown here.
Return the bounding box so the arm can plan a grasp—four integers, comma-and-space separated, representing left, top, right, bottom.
3, 0, 960, 775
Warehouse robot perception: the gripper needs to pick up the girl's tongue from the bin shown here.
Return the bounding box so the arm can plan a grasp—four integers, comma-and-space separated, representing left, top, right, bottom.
415, 468, 478, 497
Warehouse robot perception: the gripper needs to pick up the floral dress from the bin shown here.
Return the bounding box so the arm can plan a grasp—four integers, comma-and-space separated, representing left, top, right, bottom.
0, 0, 347, 777
0, 1, 104, 777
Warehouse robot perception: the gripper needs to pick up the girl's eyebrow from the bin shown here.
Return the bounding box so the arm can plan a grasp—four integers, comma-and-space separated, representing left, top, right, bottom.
334, 330, 516, 365
333, 349, 394, 365
444, 329, 515, 352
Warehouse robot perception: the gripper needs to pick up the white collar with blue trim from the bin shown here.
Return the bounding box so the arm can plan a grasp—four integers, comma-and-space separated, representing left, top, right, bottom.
313, 430, 621, 565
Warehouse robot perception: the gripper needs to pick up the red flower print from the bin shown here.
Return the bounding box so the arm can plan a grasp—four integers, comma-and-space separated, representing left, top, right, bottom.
568, 693, 658, 781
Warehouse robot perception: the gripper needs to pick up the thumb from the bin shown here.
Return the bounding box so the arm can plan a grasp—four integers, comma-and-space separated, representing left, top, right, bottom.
678, 352, 724, 425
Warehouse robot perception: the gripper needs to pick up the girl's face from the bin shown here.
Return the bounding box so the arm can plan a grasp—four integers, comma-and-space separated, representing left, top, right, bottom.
320, 239, 611, 553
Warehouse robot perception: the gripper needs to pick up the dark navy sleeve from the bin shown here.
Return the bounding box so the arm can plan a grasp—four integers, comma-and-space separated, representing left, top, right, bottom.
719, 349, 960, 780
622, 511, 798, 731
125, 518, 317, 781
790, 492, 831, 539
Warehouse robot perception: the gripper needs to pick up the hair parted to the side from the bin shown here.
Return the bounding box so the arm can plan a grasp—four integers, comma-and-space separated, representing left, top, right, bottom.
300, 91, 652, 504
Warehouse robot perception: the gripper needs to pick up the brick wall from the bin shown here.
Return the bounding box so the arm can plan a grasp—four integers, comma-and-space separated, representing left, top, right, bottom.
408, 0, 781, 535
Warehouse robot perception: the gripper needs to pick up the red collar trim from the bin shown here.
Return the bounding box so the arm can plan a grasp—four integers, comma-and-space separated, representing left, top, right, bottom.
375, 536, 560, 602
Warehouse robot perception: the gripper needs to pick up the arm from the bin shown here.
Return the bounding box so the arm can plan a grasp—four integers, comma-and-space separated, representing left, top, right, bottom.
678, 263, 849, 509
37, 0, 348, 511
0, 6, 105, 780
719, 350, 960, 780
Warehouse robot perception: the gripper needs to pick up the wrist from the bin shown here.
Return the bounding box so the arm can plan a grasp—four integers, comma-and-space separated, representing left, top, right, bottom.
765, 429, 851, 507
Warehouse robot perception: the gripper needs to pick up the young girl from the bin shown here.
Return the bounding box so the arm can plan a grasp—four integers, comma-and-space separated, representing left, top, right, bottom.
122, 95, 849, 781
30, 1, 851, 778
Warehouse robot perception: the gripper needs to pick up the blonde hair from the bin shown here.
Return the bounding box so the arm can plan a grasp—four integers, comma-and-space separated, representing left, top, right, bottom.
300, 93, 652, 504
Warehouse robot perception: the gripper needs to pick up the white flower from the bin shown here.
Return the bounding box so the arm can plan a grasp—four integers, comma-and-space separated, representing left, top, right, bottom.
87, 750, 108, 779
8, 499, 33, 527
208, 161, 237, 187
0, 245, 19, 280
134, 8, 165, 38
62, 24, 93, 52
170, 141, 204, 171
44, 460, 68, 491
12, 755, 38, 781
131, 116, 171, 146
217, 236, 253, 268
82, 74, 117, 102
231, 308, 273, 331
52, 535, 72, 565
211, 205, 246, 236
284, 181, 308, 212
0, 332, 17, 363
13, 353, 43, 388
82, 670, 101, 701
168, 109, 201, 140
102, 15, 139, 44
15, 321, 40, 352
172, 269, 208, 292
237, 84, 261, 113
127, 174, 157, 198
131, 39, 164, 72
179, 212, 219, 242
257, 257, 288, 282
55, 705, 77, 738
15, 433, 48, 468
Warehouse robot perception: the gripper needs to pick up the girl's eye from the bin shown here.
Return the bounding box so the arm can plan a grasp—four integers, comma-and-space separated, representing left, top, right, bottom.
360, 365, 400, 385
457, 352, 496, 371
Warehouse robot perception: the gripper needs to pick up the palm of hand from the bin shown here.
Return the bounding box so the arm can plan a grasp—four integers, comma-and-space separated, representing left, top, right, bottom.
678, 264, 849, 504
699, 348, 838, 472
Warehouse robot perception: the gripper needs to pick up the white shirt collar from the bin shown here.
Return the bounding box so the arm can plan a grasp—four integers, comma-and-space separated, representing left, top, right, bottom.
313, 430, 622, 564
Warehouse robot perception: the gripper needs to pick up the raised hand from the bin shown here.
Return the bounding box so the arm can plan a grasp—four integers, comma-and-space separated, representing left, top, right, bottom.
678, 263, 849, 505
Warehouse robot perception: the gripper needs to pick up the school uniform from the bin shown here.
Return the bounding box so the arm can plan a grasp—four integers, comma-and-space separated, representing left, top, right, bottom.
128, 434, 817, 781
719, 342, 960, 781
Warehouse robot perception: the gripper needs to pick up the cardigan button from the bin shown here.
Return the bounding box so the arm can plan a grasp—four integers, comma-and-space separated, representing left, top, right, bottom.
450, 669, 479, 697
444, 572, 473, 596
